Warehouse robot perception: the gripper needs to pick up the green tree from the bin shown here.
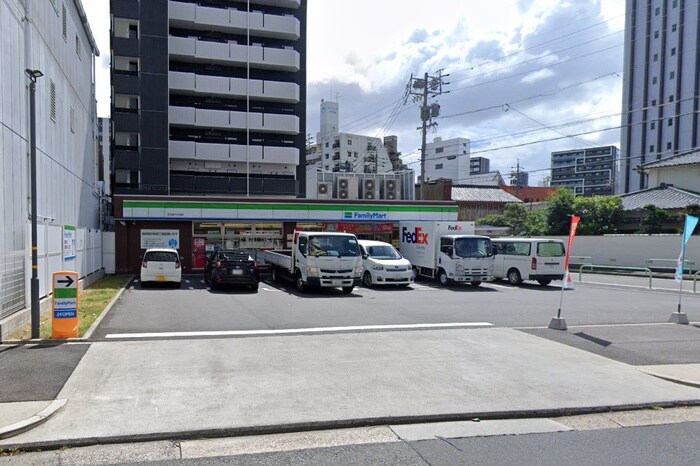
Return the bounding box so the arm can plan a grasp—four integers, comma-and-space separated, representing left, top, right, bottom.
545, 188, 575, 235
641, 204, 669, 234
573, 195, 623, 235
502, 203, 529, 235
522, 210, 548, 236
476, 214, 507, 227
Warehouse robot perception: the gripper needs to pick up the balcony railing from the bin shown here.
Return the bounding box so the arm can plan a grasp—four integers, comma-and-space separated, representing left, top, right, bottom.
170, 174, 298, 196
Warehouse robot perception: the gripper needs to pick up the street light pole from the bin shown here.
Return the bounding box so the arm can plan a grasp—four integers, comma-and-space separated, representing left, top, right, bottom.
25, 68, 43, 339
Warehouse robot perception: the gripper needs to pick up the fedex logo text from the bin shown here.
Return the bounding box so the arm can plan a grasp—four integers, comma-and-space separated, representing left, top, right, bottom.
402, 227, 429, 244
447, 225, 463, 231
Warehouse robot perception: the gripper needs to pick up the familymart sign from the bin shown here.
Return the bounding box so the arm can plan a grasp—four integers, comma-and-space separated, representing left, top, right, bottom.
122, 201, 457, 222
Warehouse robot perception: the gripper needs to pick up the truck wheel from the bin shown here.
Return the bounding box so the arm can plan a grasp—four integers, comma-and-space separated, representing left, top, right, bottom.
295, 271, 307, 292
537, 279, 552, 286
362, 271, 373, 287
507, 268, 522, 286
438, 269, 450, 287
342, 286, 354, 294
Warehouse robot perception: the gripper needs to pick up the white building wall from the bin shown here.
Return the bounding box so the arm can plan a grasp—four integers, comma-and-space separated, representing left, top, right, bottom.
647, 164, 700, 191
424, 137, 470, 183
0, 0, 101, 319
316, 133, 393, 174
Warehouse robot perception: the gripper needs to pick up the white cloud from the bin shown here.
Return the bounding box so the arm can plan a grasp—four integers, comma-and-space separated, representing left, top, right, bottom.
521, 68, 556, 84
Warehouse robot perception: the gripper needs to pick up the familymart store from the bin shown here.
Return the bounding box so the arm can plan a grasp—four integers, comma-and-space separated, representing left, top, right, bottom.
113, 196, 458, 274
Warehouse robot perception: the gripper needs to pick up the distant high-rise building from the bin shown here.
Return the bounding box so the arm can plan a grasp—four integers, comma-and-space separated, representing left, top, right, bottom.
469, 157, 490, 175
110, 0, 307, 196
424, 137, 470, 183
551, 146, 618, 196
509, 170, 529, 188
312, 100, 394, 174
620, 0, 700, 193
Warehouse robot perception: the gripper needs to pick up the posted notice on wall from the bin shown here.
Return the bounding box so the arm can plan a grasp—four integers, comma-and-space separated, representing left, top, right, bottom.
63, 225, 76, 261
141, 229, 180, 249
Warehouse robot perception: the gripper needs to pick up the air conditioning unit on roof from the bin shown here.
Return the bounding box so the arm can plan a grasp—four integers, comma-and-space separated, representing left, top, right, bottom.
383, 178, 401, 200
362, 178, 378, 200
336, 176, 357, 200
317, 182, 332, 199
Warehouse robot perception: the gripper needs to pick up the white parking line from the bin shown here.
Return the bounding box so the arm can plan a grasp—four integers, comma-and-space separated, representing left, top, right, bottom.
489, 283, 511, 290
105, 322, 494, 340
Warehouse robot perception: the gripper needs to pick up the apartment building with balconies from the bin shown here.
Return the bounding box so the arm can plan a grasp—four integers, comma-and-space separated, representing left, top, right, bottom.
551, 146, 618, 196
110, 0, 306, 196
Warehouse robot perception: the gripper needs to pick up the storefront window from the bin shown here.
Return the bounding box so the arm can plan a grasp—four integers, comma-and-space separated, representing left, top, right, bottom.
194, 223, 223, 249
223, 222, 283, 251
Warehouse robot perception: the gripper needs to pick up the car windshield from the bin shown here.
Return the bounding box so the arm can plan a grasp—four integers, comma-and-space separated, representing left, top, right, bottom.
308, 235, 360, 257
366, 245, 401, 260
454, 238, 491, 258
144, 251, 178, 262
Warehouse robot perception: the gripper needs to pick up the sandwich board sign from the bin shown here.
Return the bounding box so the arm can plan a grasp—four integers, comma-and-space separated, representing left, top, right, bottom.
52, 271, 79, 338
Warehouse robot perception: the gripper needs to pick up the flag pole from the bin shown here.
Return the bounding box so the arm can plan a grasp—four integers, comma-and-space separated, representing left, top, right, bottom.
550, 215, 580, 330
669, 214, 698, 324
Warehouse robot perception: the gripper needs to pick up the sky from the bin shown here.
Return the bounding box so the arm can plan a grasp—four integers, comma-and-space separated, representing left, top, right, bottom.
83, 0, 627, 186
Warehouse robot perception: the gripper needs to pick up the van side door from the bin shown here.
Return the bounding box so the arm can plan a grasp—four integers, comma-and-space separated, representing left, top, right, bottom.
492, 242, 506, 277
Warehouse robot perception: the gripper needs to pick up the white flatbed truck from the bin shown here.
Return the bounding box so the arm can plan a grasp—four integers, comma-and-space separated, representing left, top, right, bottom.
259, 231, 363, 294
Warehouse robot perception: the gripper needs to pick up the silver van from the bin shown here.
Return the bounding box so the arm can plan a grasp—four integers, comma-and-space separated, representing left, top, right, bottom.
491, 238, 565, 286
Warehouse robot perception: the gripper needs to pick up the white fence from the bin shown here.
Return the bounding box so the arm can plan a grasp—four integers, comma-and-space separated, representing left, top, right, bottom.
31, 223, 103, 301
552, 235, 700, 272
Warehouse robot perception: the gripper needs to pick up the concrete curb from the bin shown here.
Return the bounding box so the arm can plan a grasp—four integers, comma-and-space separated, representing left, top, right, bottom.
2, 399, 700, 452
0, 399, 66, 440
638, 369, 700, 389
82, 275, 134, 340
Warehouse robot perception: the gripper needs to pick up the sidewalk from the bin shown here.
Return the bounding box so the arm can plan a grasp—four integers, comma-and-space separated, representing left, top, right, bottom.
1, 327, 699, 449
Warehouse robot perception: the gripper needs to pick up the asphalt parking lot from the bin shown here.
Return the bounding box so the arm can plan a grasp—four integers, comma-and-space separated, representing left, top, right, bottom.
89, 273, 700, 340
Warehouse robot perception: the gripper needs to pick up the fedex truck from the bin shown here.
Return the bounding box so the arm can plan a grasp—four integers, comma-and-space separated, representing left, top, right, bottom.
399, 222, 494, 286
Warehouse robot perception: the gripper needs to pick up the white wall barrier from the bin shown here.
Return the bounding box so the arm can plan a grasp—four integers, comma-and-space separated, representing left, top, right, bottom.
552, 235, 700, 271
29, 222, 104, 300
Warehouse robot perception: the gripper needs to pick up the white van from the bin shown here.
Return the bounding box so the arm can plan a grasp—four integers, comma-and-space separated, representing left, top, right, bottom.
491, 238, 566, 286
358, 239, 414, 287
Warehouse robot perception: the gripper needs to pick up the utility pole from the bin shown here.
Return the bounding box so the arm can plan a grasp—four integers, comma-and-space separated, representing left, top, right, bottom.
510, 159, 525, 199
408, 70, 448, 199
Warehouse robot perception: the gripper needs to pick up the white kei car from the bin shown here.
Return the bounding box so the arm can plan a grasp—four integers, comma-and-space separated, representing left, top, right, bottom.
358, 239, 414, 287
140, 248, 182, 288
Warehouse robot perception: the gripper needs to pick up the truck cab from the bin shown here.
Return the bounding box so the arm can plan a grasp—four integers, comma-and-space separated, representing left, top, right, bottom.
295, 232, 363, 292
434, 234, 494, 286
